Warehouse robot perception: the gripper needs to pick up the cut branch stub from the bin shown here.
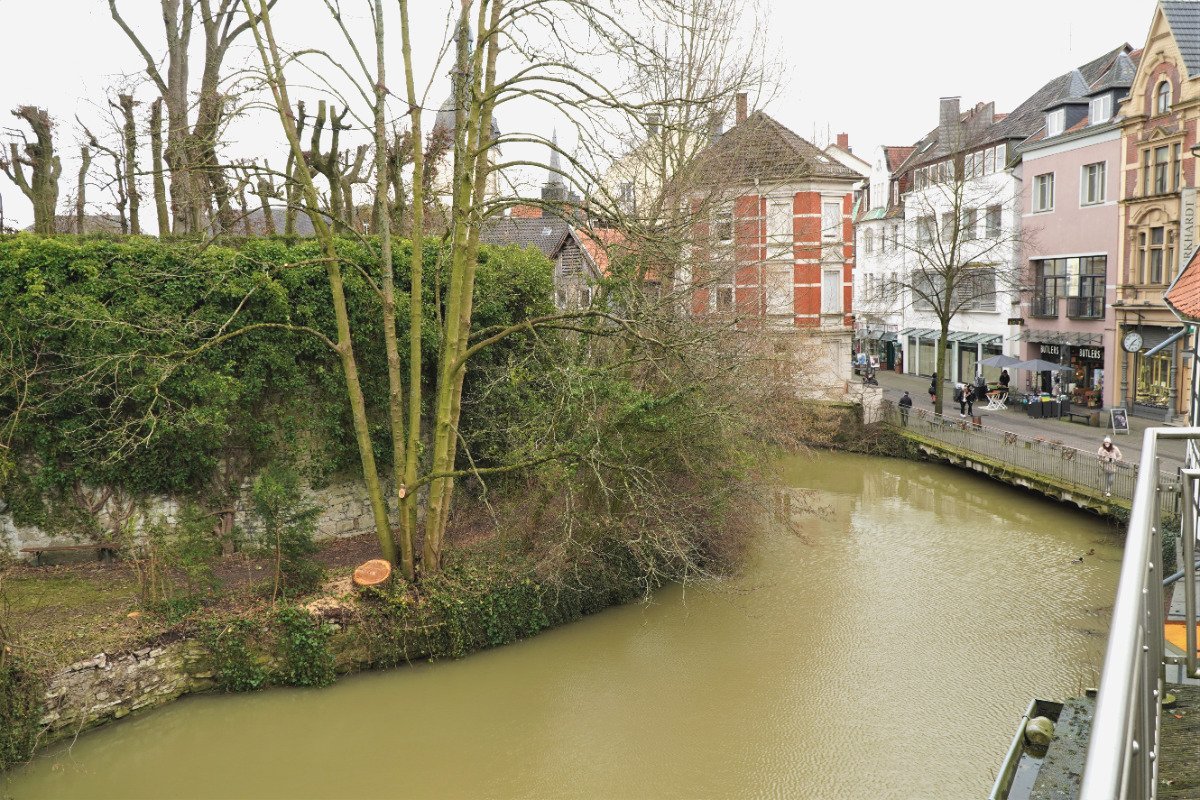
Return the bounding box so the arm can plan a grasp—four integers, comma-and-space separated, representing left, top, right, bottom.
352, 558, 392, 588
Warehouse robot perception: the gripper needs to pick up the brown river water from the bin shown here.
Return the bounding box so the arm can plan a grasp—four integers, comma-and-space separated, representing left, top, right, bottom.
3, 451, 1123, 800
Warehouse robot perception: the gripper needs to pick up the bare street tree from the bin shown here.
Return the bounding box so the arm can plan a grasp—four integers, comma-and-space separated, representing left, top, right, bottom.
0, 107, 62, 234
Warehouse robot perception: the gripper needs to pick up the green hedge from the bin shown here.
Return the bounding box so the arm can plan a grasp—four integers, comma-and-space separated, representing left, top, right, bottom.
0, 234, 554, 521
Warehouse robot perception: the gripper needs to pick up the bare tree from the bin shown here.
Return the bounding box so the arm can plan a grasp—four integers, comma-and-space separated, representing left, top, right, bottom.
149, 98, 171, 234
0, 107, 62, 234
75, 144, 92, 233
115, 94, 141, 234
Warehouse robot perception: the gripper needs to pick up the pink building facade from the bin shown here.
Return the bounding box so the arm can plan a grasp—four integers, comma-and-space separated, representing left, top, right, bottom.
1017, 119, 1123, 409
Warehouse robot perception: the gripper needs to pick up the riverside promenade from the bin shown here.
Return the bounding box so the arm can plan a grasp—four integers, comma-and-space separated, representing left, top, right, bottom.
874, 370, 1187, 473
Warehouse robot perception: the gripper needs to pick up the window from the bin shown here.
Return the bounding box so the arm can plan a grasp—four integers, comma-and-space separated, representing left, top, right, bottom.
966, 152, 977, 177
1174, 143, 1183, 190
985, 205, 1002, 238
1153, 146, 1170, 194
941, 212, 955, 242
1081, 162, 1106, 205
1072, 256, 1107, 319
1157, 80, 1172, 115
1143, 149, 1152, 195
1149, 226, 1165, 283
619, 182, 634, 207
994, 143, 1007, 169
714, 205, 733, 244
864, 228, 874, 255
983, 148, 995, 174
961, 207, 977, 240
1090, 94, 1112, 124
1046, 109, 1065, 137
822, 200, 842, 241
1033, 173, 1054, 212
579, 287, 592, 307
822, 268, 842, 313
555, 289, 567, 308
767, 198, 792, 244
954, 267, 997, 311
916, 215, 935, 244
1033, 258, 1068, 316
715, 284, 733, 312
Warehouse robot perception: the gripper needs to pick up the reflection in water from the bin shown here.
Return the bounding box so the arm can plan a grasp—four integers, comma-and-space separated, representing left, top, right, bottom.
5, 452, 1122, 800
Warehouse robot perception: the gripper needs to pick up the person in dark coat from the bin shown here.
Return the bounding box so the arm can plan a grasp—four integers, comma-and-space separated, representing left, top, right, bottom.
998, 369, 1011, 401
898, 391, 913, 426
965, 383, 975, 416
928, 373, 938, 406
973, 372, 987, 403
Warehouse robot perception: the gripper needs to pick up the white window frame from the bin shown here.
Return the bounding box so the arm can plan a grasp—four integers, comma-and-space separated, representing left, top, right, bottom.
1046, 109, 1065, 138
821, 267, 843, 314
1090, 94, 1112, 125
821, 200, 842, 242
1157, 80, 1172, 115
1080, 162, 1107, 206
714, 204, 734, 244
1033, 173, 1055, 213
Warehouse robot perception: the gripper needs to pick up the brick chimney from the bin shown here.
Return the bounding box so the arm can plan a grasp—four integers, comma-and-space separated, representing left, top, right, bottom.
939, 97, 962, 151
736, 92, 748, 125
836, 132, 850, 151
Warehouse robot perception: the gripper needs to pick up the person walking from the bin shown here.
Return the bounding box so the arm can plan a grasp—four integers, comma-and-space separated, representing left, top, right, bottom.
955, 382, 967, 416
1097, 436, 1123, 498
898, 391, 912, 426
965, 383, 976, 417
928, 372, 938, 406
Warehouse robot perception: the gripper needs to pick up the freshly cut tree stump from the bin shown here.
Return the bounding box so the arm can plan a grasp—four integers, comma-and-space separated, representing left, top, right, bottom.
353, 559, 392, 588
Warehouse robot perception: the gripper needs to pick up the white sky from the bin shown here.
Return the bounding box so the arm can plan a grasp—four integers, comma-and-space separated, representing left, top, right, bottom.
0, 0, 1157, 231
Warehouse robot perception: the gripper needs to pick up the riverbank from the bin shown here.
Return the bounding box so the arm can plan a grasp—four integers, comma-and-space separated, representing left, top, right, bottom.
0, 524, 682, 771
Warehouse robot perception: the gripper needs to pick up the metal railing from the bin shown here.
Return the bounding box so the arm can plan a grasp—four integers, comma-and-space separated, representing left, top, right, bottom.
881, 405, 1180, 517
1080, 428, 1200, 800
1030, 295, 1060, 318
1067, 295, 1105, 320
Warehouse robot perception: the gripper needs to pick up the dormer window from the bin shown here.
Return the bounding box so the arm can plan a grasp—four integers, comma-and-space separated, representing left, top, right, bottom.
1156, 80, 1172, 115
1046, 108, 1065, 137
1090, 94, 1112, 125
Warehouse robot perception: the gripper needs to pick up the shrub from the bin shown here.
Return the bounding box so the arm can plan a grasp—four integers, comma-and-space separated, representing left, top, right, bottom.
249, 465, 323, 599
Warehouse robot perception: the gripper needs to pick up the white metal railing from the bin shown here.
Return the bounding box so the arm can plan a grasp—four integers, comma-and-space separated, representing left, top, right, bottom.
881, 405, 1180, 518
1079, 428, 1200, 800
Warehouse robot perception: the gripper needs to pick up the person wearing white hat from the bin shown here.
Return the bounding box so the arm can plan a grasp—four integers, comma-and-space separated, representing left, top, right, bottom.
1097, 436, 1123, 498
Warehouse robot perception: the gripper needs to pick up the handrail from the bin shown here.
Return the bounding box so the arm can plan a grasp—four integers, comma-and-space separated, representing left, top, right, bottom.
1079, 427, 1200, 799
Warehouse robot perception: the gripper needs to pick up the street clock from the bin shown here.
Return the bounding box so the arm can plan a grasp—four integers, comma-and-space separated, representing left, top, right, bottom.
1122, 331, 1144, 353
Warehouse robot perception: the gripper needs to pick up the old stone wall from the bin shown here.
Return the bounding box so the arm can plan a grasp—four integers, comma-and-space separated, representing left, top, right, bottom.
39, 642, 214, 739
0, 476, 382, 561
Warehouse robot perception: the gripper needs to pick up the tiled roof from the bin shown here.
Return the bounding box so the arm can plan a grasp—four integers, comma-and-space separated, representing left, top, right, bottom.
690, 111, 861, 186
1088, 51, 1139, 95
574, 226, 629, 277
1162, 1, 1200, 79
479, 215, 570, 258
1166, 246, 1200, 322
885, 146, 916, 171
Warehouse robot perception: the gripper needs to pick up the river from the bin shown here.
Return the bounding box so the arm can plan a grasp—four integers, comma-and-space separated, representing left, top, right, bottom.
3, 451, 1123, 799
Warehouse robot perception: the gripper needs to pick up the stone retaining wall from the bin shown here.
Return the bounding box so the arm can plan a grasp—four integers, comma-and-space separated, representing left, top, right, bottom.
1, 475, 383, 561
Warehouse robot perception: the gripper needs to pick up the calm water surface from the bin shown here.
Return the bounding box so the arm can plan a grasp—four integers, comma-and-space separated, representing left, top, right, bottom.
4, 452, 1123, 799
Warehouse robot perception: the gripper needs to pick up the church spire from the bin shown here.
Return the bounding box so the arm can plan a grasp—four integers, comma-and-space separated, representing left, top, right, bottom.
547, 129, 565, 186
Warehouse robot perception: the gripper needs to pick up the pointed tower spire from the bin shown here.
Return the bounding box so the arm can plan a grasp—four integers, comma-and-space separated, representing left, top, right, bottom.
547, 129, 565, 186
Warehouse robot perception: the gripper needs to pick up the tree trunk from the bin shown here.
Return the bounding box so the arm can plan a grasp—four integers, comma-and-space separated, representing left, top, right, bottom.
934, 320, 950, 416
117, 94, 141, 235
353, 559, 391, 588
398, 0, 425, 577
76, 145, 91, 233
0, 107, 62, 235
149, 99, 171, 235
242, 0, 397, 566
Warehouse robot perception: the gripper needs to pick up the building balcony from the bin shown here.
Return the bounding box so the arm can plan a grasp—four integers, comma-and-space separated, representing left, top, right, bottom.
1066, 296, 1104, 320
1029, 295, 1059, 318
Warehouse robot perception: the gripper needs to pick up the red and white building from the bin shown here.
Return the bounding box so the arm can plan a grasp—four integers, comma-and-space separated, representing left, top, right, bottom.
683, 94, 865, 395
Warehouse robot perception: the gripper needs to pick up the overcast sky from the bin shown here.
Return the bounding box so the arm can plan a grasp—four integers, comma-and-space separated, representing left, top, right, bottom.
0, 0, 1158, 230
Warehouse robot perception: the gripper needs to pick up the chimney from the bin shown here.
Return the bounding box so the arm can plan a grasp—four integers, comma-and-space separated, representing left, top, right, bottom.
939, 96, 962, 151
836, 132, 850, 151
647, 112, 660, 137
736, 92, 748, 125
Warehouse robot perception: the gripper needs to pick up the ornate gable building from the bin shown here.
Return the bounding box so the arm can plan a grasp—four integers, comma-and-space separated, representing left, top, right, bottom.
1115, 0, 1200, 420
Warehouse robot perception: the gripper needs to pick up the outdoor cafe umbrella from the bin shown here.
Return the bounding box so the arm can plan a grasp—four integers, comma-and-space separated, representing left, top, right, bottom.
1010, 359, 1074, 372
979, 353, 1022, 368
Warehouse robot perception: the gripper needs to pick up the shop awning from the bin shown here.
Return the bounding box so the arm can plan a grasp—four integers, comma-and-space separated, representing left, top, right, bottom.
880, 332, 898, 342
1019, 329, 1103, 347
968, 333, 1003, 345
947, 331, 975, 342
898, 328, 917, 337
915, 329, 940, 340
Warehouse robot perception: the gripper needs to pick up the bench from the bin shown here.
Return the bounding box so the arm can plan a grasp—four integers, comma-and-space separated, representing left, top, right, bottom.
20, 543, 121, 566
1064, 411, 1095, 427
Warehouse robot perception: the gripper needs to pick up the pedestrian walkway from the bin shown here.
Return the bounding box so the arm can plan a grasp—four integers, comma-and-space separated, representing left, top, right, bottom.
876, 371, 1187, 472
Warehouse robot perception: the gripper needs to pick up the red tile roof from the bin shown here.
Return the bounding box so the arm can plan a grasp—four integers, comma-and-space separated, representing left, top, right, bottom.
884, 146, 916, 171
1166, 247, 1200, 322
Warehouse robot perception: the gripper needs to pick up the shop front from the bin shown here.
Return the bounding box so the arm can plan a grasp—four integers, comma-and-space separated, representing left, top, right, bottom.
1069, 345, 1105, 408
901, 328, 1004, 381
1119, 324, 1187, 420
1019, 330, 1105, 402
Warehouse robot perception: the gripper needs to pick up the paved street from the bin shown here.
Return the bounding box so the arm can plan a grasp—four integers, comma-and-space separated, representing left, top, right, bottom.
873, 370, 1190, 472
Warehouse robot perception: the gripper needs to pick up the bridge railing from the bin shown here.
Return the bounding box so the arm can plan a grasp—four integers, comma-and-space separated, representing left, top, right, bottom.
879, 404, 1180, 518
1080, 428, 1200, 800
